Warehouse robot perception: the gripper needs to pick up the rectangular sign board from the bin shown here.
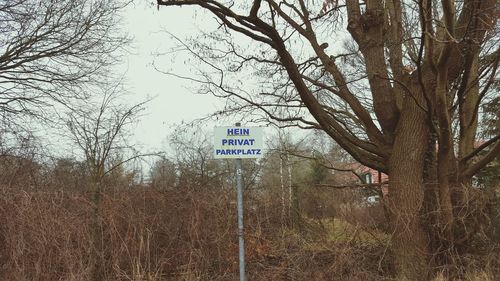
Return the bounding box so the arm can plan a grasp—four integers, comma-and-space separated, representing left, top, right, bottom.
214, 126, 263, 159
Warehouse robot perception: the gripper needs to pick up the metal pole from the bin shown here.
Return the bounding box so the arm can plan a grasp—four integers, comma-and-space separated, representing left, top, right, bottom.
235, 122, 246, 281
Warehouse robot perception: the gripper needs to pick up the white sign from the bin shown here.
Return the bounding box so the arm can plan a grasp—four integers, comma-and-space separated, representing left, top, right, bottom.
214, 126, 263, 159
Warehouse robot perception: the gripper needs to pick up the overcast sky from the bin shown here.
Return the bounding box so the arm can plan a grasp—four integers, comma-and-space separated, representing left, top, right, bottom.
121, 2, 226, 151
103, 1, 320, 167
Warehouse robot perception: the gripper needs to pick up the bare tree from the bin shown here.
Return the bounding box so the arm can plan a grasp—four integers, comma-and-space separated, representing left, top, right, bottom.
0, 131, 44, 189
66, 84, 148, 281
49, 158, 89, 190
168, 126, 237, 189
0, 0, 130, 124
67, 88, 147, 191
156, 1, 499, 280
150, 156, 178, 189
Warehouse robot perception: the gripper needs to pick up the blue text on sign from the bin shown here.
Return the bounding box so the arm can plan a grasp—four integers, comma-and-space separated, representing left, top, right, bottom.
222, 139, 255, 146
227, 128, 250, 136
215, 149, 261, 156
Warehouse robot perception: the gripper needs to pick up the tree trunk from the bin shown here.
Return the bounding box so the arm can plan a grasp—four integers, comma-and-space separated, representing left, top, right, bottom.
91, 179, 104, 281
279, 154, 286, 228
387, 93, 432, 281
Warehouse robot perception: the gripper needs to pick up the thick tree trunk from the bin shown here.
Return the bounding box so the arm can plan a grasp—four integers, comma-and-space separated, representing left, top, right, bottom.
387, 94, 432, 281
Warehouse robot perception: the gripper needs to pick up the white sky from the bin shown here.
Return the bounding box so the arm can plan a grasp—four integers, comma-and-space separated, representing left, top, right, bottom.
32, 2, 321, 163
121, 2, 226, 151
103, 2, 319, 163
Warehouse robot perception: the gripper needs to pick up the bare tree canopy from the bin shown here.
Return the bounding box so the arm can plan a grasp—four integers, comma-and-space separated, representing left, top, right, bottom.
157, 1, 499, 280
67, 86, 147, 183
0, 0, 129, 119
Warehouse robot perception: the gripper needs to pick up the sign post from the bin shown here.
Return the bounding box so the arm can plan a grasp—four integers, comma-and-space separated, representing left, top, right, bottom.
235, 147, 245, 281
214, 123, 263, 281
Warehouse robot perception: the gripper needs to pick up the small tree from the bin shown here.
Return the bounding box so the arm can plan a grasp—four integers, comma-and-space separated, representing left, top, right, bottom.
66, 85, 147, 281
169, 126, 231, 189
50, 158, 89, 190
150, 157, 178, 189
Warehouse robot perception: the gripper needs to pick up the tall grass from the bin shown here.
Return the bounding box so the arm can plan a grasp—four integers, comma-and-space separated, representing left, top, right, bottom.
0, 186, 497, 280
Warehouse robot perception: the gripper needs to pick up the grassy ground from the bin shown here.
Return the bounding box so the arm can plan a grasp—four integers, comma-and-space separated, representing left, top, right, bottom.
0, 187, 497, 280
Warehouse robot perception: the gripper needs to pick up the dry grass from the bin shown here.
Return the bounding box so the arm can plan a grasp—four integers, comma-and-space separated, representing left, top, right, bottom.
0, 186, 392, 281
0, 186, 497, 281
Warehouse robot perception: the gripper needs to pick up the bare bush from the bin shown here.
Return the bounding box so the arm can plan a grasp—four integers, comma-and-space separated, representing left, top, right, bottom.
0, 182, 497, 281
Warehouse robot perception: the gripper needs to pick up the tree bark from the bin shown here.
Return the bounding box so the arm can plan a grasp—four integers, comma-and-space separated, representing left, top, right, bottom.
91, 174, 104, 281
387, 90, 432, 281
